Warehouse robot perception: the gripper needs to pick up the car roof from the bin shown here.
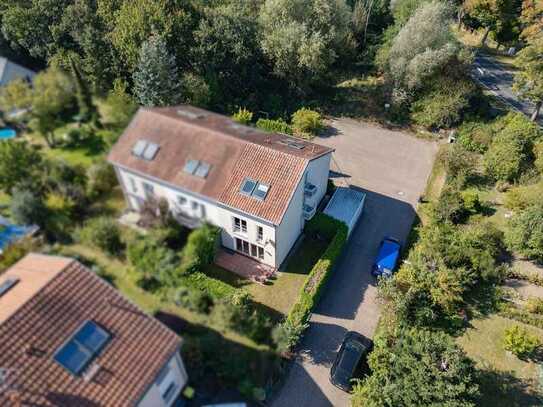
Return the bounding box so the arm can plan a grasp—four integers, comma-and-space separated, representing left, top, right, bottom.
376, 239, 401, 270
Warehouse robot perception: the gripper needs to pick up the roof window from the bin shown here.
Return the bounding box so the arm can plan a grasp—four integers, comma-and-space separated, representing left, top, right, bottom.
0, 277, 19, 298
54, 320, 111, 375
183, 159, 212, 178
240, 178, 270, 200
277, 139, 305, 150
132, 140, 160, 161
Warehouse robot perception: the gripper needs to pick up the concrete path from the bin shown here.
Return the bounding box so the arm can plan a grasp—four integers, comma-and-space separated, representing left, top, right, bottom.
271, 119, 438, 407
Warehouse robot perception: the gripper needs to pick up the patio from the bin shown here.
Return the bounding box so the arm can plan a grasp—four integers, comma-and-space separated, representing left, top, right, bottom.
215, 248, 275, 283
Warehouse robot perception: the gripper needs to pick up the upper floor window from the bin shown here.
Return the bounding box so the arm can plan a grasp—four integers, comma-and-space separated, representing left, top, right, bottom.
129, 177, 137, 193
142, 182, 154, 199
233, 217, 247, 233
177, 195, 187, 206
257, 226, 264, 242
191, 201, 199, 211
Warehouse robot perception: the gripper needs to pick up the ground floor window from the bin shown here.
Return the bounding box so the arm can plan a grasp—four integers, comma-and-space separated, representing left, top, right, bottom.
235, 238, 265, 261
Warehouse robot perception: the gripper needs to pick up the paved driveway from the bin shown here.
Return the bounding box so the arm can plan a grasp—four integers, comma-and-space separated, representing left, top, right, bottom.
271, 118, 438, 407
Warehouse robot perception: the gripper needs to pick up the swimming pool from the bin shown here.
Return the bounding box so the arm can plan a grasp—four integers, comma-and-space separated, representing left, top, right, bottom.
0, 223, 38, 251
0, 128, 16, 139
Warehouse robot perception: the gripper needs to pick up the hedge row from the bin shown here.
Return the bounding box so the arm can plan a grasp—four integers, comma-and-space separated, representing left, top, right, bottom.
182, 271, 238, 299
506, 268, 543, 287
286, 213, 348, 327
498, 302, 543, 330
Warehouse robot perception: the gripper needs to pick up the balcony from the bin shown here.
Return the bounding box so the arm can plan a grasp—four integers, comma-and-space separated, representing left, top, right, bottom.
303, 204, 316, 220
304, 182, 317, 198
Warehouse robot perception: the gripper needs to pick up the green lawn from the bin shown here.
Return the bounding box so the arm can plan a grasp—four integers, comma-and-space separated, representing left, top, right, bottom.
204, 234, 329, 319
457, 315, 543, 406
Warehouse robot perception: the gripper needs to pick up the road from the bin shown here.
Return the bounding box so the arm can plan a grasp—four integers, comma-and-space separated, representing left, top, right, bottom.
270, 119, 438, 407
472, 52, 542, 126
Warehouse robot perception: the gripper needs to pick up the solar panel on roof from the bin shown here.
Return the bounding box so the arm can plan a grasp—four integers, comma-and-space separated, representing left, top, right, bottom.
252, 182, 270, 200
132, 140, 148, 157
143, 142, 160, 160
240, 178, 257, 195
194, 161, 211, 178
183, 159, 200, 175
0, 277, 19, 297
54, 321, 111, 376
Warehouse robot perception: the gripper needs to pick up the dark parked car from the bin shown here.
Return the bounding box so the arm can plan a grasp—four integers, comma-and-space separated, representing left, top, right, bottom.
371, 237, 401, 278
330, 331, 372, 392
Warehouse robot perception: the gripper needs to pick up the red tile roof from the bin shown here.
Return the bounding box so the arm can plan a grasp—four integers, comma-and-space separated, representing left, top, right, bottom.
108, 106, 334, 225
0, 254, 181, 407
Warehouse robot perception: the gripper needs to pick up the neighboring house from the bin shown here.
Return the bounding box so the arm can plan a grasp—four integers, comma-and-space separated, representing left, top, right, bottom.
0, 253, 188, 407
108, 105, 334, 269
0, 57, 35, 87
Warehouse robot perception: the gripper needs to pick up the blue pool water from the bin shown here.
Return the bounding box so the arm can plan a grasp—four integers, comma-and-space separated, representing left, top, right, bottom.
0, 224, 36, 250
0, 128, 16, 139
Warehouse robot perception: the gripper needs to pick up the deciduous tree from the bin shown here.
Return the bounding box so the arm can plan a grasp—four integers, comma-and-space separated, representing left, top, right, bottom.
513, 36, 543, 121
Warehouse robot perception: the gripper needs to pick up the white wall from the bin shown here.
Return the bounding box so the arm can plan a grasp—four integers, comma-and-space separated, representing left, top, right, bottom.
138, 353, 188, 407
115, 166, 277, 267
275, 173, 305, 268
305, 153, 332, 207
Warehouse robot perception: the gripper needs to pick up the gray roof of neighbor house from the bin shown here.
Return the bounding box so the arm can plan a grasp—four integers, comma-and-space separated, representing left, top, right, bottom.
0, 253, 181, 407
0, 57, 36, 87
108, 105, 334, 225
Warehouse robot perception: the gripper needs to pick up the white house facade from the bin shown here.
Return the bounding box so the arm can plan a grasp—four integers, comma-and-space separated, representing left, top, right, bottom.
108, 106, 334, 269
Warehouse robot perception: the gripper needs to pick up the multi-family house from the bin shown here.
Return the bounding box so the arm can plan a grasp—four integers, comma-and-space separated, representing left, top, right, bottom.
0, 253, 188, 407
108, 105, 334, 269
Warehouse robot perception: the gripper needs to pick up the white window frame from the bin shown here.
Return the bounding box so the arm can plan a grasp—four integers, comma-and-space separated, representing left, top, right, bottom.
129, 177, 138, 193
233, 216, 247, 234
256, 226, 264, 242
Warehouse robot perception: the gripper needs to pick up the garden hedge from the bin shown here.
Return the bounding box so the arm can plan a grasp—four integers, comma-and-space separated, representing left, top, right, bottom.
286, 213, 348, 328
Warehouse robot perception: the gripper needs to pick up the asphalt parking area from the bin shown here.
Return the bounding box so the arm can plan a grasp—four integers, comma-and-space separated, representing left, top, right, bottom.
271, 118, 438, 407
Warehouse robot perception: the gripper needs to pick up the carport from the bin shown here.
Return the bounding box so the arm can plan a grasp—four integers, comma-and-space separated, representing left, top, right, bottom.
323, 187, 366, 236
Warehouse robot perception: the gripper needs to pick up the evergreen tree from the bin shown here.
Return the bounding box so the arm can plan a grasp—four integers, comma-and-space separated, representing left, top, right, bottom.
133, 35, 184, 107
69, 56, 96, 122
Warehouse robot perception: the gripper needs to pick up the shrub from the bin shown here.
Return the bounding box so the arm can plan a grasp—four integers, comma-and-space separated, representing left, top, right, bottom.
291, 108, 323, 137
0, 237, 39, 272
410, 78, 474, 129
432, 185, 467, 224
210, 299, 241, 332
182, 272, 238, 299
87, 160, 117, 198
505, 204, 543, 262
255, 118, 293, 135
534, 141, 543, 174
503, 325, 540, 358
127, 235, 178, 290
10, 188, 47, 226
232, 107, 253, 125
438, 143, 477, 182
483, 133, 527, 182
457, 120, 495, 153
174, 286, 213, 314
179, 224, 219, 275
272, 319, 308, 354
525, 297, 543, 315
503, 182, 543, 211
461, 189, 480, 214
78, 217, 124, 256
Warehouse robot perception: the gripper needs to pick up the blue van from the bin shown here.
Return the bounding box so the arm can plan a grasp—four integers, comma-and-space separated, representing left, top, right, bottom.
371, 237, 401, 278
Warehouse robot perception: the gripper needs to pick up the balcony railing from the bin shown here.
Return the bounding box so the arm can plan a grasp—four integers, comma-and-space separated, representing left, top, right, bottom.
303, 204, 316, 220
304, 182, 317, 198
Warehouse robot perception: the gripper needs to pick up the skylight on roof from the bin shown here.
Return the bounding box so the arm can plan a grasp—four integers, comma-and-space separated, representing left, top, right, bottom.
0, 277, 19, 298
278, 139, 305, 150
240, 178, 257, 195
183, 159, 200, 175
54, 321, 111, 375
143, 142, 160, 160
132, 140, 148, 157
194, 161, 211, 178
252, 183, 270, 200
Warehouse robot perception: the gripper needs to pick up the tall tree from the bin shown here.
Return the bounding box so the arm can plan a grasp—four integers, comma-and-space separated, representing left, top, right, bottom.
259, 0, 352, 88
463, 0, 522, 46
30, 68, 75, 147
513, 35, 543, 121
520, 0, 543, 41
132, 35, 184, 107
352, 328, 479, 406
69, 56, 95, 122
